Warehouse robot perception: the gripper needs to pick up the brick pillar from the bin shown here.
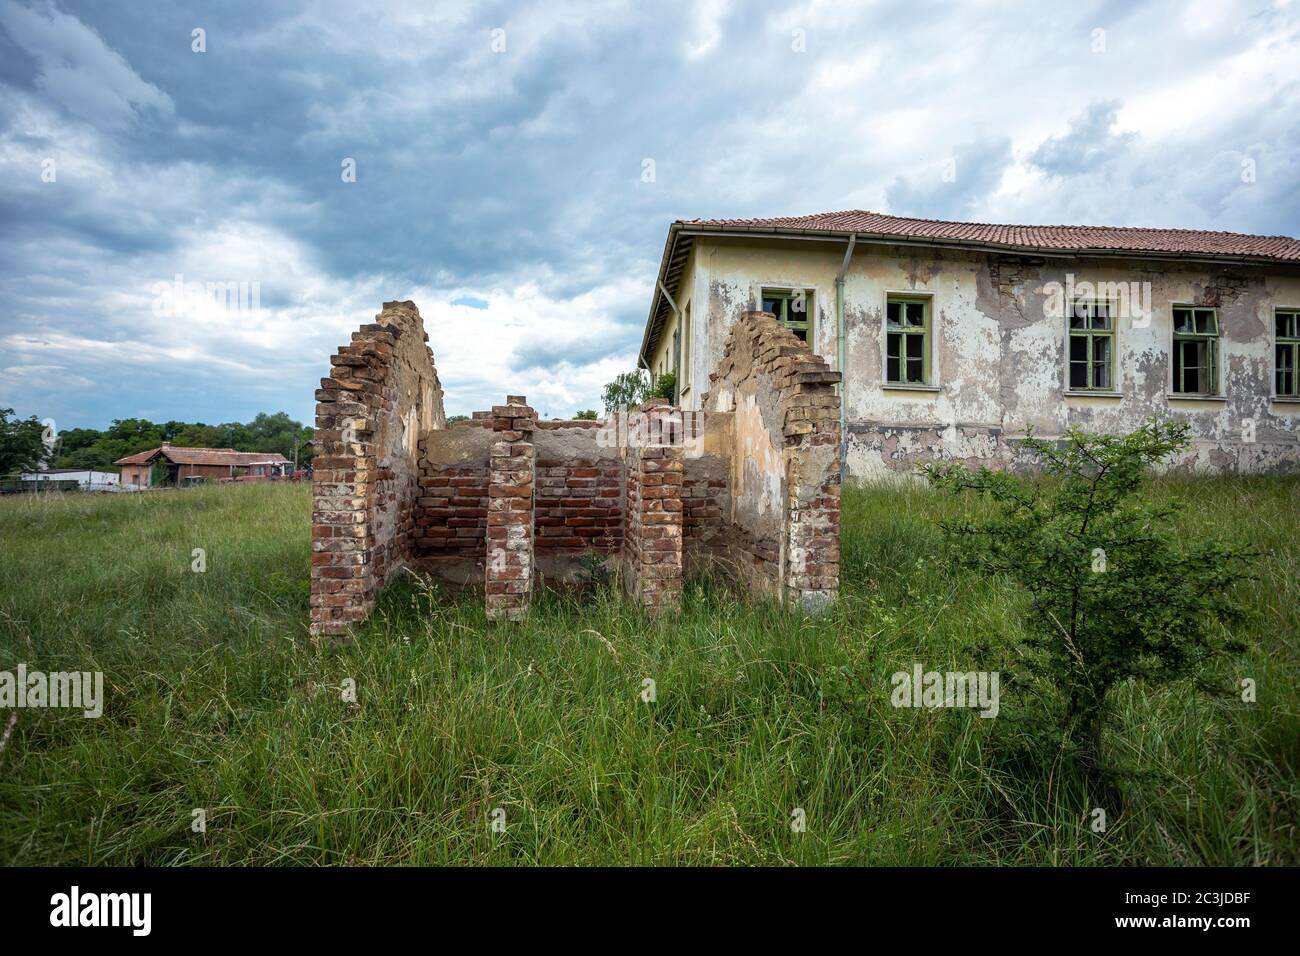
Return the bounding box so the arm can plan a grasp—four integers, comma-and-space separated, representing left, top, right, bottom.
623, 402, 684, 609
486, 396, 536, 621
782, 363, 842, 613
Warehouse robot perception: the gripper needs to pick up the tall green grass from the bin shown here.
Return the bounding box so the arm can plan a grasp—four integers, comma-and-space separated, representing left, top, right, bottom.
0, 478, 1295, 865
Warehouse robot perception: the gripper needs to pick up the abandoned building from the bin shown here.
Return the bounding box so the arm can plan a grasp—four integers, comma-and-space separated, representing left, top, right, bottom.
640, 211, 1300, 476
310, 213, 1300, 632
115, 444, 291, 487
310, 301, 840, 634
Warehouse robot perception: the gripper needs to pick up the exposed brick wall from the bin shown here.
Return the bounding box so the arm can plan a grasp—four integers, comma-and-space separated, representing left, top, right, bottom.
309, 303, 841, 632
534, 456, 623, 552
413, 460, 489, 560
310, 301, 444, 635
620, 401, 684, 608
682, 470, 728, 562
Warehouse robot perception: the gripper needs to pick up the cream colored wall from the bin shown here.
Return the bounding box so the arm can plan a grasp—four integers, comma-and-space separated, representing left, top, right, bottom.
660, 236, 1300, 475
688, 238, 842, 411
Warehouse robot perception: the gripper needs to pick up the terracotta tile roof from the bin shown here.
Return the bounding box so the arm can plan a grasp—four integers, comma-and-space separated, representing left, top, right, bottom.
680, 210, 1300, 261
640, 210, 1300, 365
114, 446, 290, 467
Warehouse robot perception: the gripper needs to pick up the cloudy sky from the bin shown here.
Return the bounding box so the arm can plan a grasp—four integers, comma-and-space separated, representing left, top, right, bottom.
1, 0, 1297, 429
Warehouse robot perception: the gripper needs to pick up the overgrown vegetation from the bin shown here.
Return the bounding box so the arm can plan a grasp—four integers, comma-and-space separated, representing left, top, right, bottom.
923, 421, 1256, 782
0, 477, 1294, 865
649, 371, 677, 401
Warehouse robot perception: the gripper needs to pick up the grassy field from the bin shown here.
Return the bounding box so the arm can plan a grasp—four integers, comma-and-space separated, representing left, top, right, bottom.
0, 478, 1295, 866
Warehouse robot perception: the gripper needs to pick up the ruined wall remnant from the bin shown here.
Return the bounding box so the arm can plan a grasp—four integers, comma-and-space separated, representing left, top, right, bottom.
703, 311, 842, 611
620, 399, 685, 609
310, 304, 842, 632
310, 301, 444, 635
485, 397, 536, 621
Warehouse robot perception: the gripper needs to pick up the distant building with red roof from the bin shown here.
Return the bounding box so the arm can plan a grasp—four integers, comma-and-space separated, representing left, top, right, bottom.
115, 442, 290, 487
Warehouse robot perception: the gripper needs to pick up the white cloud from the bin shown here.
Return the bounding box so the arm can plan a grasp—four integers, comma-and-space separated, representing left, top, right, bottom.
0, 0, 173, 127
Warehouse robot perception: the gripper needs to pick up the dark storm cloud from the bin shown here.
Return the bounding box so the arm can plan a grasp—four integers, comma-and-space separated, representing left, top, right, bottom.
0, 0, 1296, 427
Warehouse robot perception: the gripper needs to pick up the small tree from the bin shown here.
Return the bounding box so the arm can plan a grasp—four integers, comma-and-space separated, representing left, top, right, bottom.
574, 409, 598, 421
0, 408, 49, 475
602, 371, 649, 413
923, 419, 1253, 776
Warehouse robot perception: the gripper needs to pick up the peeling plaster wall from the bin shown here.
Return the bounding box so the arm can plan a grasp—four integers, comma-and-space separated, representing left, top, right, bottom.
677, 238, 1300, 477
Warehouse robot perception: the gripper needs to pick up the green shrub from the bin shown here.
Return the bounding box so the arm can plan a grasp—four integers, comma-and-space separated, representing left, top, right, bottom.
650, 371, 676, 401
923, 419, 1254, 778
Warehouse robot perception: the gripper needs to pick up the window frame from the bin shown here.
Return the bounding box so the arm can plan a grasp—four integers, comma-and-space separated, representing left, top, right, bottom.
1064, 298, 1118, 394
760, 285, 816, 346
1274, 307, 1300, 400
1169, 304, 1222, 397
882, 292, 935, 388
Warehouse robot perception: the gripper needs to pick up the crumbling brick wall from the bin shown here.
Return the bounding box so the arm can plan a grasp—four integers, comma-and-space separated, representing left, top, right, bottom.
310, 301, 444, 635
534, 420, 623, 560
702, 310, 842, 611
309, 303, 841, 631
619, 400, 685, 608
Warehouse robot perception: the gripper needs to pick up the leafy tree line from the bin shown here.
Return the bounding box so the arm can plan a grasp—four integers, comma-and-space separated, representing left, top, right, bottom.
0, 408, 314, 475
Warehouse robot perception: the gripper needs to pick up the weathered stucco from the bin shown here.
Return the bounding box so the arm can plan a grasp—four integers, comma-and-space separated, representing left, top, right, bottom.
658, 236, 1300, 478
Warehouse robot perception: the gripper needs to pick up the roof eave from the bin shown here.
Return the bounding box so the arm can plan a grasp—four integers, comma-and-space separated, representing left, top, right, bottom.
640, 221, 1300, 367
677, 223, 1300, 266
638, 221, 683, 369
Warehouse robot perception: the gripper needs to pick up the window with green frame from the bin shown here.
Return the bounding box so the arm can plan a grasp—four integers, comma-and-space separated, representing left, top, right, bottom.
761, 288, 813, 344
1172, 306, 1219, 394
1276, 309, 1299, 397
885, 296, 930, 385
1068, 300, 1114, 391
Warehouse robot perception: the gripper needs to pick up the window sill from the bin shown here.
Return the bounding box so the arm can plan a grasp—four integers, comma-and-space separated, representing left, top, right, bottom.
1065, 390, 1123, 399
1271, 396, 1300, 404
1166, 393, 1227, 402
882, 383, 941, 393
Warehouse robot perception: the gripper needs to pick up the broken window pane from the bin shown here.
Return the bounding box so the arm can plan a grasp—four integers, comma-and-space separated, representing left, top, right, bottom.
887, 301, 901, 325
1173, 308, 1193, 334
1070, 362, 1089, 389
906, 302, 925, 326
